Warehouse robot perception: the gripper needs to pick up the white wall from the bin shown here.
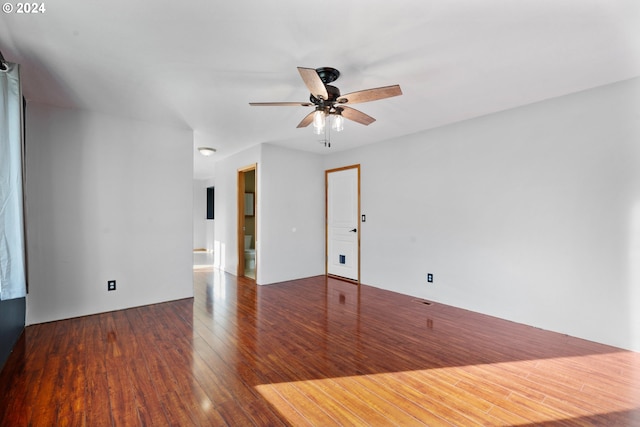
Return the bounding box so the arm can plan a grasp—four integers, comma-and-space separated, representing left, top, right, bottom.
325, 77, 640, 352
213, 143, 325, 284
25, 104, 194, 324
259, 144, 325, 284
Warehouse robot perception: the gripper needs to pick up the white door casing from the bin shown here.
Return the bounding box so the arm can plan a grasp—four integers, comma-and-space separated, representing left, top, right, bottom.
326, 166, 360, 282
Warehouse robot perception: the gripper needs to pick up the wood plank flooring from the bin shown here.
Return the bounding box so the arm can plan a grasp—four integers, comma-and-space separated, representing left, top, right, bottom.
1, 266, 639, 426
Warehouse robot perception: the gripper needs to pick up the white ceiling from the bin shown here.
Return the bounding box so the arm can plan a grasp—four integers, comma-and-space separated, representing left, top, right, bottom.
2, 0, 639, 179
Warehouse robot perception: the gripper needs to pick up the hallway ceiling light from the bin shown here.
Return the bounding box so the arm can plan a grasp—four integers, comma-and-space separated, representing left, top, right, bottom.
198, 147, 217, 156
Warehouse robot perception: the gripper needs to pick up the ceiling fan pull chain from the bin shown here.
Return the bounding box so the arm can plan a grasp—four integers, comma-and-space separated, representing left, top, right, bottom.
325, 117, 331, 148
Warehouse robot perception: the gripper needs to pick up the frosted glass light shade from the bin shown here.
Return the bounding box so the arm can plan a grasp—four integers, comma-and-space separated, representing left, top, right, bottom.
198, 147, 217, 156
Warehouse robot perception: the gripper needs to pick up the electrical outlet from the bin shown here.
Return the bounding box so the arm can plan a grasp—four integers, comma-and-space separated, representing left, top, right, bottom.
108, 280, 116, 291
427, 273, 433, 283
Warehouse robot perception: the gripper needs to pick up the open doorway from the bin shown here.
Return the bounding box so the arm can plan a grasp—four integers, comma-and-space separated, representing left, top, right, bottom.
238, 164, 257, 280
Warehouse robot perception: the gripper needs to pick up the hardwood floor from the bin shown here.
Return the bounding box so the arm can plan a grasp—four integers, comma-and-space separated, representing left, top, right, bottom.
1, 266, 639, 426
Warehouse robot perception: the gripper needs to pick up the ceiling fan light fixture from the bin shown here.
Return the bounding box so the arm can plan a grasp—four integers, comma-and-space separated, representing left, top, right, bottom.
198, 147, 217, 156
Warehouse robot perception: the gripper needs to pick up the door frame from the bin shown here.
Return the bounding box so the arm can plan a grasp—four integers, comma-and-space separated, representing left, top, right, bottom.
325, 164, 361, 284
238, 163, 257, 279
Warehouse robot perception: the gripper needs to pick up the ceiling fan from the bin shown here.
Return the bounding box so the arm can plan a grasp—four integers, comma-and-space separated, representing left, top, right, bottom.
249, 67, 402, 135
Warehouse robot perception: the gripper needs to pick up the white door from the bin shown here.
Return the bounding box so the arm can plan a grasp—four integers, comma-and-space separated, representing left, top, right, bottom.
326, 166, 360, 281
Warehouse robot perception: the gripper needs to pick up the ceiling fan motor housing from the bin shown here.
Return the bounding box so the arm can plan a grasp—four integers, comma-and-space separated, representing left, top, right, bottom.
310, 84, 341, 107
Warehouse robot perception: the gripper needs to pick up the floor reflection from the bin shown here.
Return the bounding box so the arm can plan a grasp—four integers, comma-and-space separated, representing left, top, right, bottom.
189, 268, 640, 426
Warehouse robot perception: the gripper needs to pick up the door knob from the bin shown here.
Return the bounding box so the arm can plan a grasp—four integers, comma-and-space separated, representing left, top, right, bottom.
350, 228, 357, 233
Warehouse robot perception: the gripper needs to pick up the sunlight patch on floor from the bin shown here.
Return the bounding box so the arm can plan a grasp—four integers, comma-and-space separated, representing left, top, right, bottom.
255, 352, 640, 426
